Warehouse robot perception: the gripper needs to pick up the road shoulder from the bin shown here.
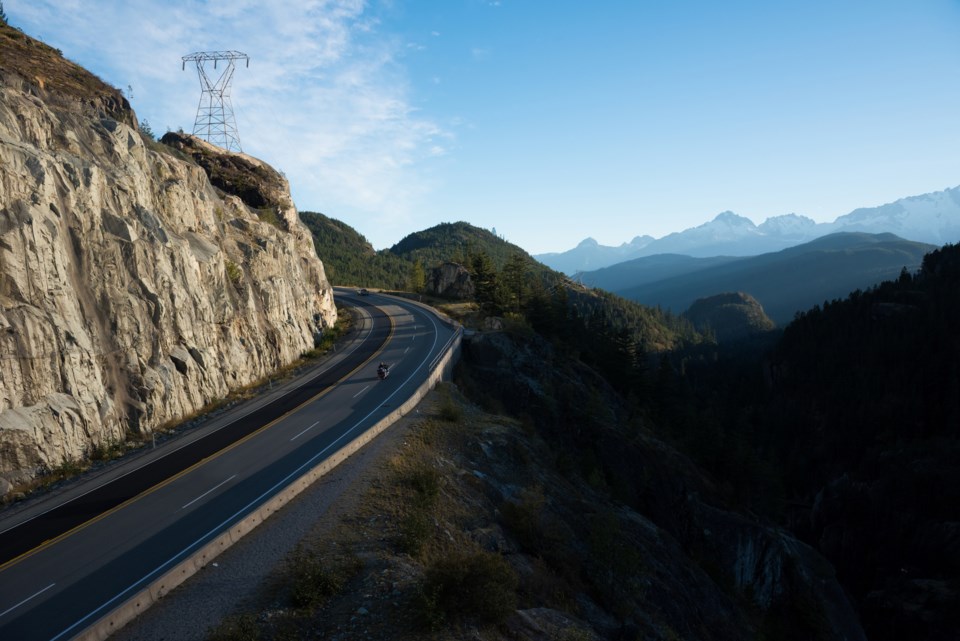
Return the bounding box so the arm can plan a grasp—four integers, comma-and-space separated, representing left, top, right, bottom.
110, 385, 435, 641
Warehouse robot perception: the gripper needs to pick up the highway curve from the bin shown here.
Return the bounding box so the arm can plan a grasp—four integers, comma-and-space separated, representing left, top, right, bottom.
0, 297, 390, 567
0, 290, 458, 640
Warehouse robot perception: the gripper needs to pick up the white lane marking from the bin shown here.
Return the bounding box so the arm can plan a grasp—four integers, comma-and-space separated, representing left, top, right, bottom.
404, 347, 410, 354
0, 582, 56, 619
181, 475, 237, 510
0, 299, 374, 539
290, 420, 321, 442
51, 302, 446, 641
352, 385, 370, 399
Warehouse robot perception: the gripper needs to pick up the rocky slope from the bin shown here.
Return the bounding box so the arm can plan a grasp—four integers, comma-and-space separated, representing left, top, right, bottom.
195, 371, 864, 641
0, 23, 336, 489
683, 292, 776, 342
460, 329, 866, 641
424, 262, 474, 299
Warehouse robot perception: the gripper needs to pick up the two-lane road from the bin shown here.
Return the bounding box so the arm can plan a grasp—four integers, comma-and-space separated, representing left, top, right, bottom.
0, 290, 458, 640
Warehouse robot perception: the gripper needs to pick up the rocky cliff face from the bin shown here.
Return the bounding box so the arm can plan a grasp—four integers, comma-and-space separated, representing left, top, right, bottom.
425, 262, 474, 299
0, 26, 336, 487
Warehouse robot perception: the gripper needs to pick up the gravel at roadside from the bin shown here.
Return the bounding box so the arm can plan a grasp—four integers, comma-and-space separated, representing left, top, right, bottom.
110, 396, 427, 641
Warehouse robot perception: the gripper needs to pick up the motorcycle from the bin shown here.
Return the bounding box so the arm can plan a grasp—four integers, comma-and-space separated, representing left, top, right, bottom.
377, 363, 390, 380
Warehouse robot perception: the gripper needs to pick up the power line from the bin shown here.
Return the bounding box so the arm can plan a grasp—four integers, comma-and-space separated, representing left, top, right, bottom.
182, 51, 249, 153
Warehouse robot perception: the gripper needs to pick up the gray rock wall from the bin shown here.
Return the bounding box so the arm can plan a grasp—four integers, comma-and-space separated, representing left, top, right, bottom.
0, 83, 336, 482
425, 262, 474, 299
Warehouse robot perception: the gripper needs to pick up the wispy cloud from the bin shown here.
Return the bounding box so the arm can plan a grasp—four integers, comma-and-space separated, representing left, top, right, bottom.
9, 0, 445, 243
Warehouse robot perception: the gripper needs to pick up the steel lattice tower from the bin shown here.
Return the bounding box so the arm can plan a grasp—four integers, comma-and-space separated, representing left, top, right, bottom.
182, 51, 249, 152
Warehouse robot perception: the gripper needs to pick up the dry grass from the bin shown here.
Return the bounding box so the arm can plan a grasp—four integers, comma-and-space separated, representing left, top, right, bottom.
202, 385, 527, 640
0, 22, 133, 125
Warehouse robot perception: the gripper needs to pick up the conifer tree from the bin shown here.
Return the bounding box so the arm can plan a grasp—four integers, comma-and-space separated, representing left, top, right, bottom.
408, 259, 426, 293
470, 251, 501, 312
501, 253, 529, 312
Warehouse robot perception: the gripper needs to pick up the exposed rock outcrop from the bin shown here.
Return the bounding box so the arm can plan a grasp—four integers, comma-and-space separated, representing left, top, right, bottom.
683, 291, 776, 342
425, 261, 474, 299
0, 24, 336, 485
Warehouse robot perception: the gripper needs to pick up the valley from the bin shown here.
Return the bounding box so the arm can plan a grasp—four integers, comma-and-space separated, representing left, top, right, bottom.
2, 12, 959, 641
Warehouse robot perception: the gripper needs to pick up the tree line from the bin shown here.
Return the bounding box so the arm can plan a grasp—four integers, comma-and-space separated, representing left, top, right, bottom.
647, 244, 960, 641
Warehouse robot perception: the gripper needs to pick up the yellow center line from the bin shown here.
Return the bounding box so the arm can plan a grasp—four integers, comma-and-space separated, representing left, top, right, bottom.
0, 304, 395, 573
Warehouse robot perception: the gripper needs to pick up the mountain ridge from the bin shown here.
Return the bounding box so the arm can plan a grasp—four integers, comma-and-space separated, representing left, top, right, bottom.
586, 232, 935, 324
537, 185, 960, 274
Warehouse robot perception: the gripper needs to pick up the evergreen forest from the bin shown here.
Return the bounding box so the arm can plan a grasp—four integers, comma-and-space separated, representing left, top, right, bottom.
305, 212, 959, 640
651, 245, 960, 640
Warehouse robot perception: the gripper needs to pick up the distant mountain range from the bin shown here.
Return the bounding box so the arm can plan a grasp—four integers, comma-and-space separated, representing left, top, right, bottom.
536, 185, 960, 274
582, 232, 935, 325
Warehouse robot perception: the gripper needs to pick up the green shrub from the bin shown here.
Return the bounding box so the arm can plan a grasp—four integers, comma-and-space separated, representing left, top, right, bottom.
500, 486, 545, 551
397, 462, 440, 556
288, 550, 358, 609
438, 389, 463, 422
256, 206, 284, 230
206, 613, 261, 641
405, 463, 440, 507
301, 310, 349, 358
89, 434, 133, 462
399, 509, 432, 557
225, 260, 242, 287
419, 550, 518, 628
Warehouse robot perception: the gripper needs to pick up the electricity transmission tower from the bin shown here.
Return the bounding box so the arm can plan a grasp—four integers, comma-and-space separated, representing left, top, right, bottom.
182, 51, 249, 152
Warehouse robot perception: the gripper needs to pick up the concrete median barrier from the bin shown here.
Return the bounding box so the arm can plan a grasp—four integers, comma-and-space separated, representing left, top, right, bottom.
74, 325, 462, 641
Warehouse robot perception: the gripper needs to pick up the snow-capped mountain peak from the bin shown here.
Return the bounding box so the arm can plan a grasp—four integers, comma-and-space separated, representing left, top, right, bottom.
758, 213, 818, 236
709, 211, 757, 229
535, 184, 960, 275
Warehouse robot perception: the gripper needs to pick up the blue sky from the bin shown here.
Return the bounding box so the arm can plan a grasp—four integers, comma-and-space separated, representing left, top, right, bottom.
6, 1, 960, 254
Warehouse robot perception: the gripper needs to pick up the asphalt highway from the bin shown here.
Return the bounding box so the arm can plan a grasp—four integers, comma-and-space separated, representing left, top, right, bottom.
0, 289, 457, 640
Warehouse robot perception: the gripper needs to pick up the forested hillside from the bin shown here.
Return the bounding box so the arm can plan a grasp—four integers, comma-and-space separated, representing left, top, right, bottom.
682, 292, 775, 342
305, 212, 957, 640
389, 221, 548, 276
299, 211, 411, 288
594, 232, 934, 324
657, 243, 960, 641
769, 244, 960, 640
299, 216, 557, 291
303, 214, 698, 355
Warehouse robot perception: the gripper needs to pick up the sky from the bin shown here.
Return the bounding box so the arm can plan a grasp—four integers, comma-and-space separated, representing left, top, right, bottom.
6, 1, 960, 254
